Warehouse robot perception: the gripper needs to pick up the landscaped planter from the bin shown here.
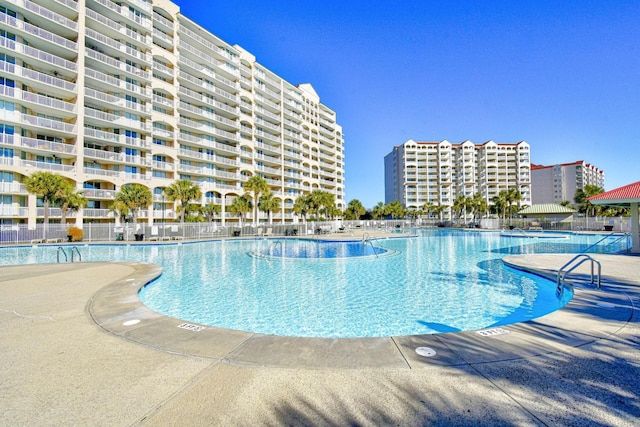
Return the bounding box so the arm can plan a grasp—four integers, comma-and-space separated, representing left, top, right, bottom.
134, 234, 144, 241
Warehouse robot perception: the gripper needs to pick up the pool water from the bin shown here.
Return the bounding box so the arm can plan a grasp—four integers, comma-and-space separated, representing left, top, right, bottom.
0, 230, 627, 337
250, 239, 391, 258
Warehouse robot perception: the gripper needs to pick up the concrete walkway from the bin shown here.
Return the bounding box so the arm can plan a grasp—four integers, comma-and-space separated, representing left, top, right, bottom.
0, 254, 638, 426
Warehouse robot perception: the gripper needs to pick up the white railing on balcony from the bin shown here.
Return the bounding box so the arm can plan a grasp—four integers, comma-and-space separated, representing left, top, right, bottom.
0, 181, 27, 194
19, 136, 76, 154
19, 89, 77, 113
85, 48, 149, 80
12, 42, 77, 72
83, 208, 113, 218
21, 114, 76, 134
82, 189, 116, 199
0, 206, 29, 217
20, 159, 74, 172
3, 14, 77, 51
23, 0, 78, 30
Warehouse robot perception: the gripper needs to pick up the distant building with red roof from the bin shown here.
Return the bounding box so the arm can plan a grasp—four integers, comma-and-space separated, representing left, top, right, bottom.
531, 160, 605, 206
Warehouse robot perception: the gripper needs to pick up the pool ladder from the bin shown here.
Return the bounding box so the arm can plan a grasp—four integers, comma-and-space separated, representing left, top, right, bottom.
57, 246, 82, 263
582, 232, 632, 253
362, 234, 380, 258
556, 254, 601, 297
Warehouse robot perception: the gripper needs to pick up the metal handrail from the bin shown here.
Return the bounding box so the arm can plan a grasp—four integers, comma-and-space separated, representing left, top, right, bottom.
362, 238, 380, 258
268, 240, 283, 256
556, 254, 601, 296
71, 246, 81, 262
581, 232, 616, 253
56, 246, 67, 263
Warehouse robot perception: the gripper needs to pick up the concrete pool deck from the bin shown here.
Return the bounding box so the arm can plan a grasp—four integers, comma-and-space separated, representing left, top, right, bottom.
0, 253, 638, 425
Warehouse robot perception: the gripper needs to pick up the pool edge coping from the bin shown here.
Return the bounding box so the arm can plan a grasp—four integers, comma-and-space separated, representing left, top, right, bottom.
86, 253, 638, 370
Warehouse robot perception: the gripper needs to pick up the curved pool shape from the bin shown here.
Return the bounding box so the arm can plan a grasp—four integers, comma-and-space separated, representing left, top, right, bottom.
249, 239, 392, 259
1, 230, 627, 338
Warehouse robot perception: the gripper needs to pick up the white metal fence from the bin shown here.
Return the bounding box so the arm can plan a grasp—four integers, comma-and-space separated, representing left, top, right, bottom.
0, 216, 633, 245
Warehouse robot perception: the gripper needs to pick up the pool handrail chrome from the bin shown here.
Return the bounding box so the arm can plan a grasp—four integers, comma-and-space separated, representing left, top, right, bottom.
556, 254, 601, 297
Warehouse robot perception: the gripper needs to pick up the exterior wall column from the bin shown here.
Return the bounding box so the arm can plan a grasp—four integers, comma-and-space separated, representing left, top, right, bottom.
27, 193, 37, 230
632, 202, 639, 253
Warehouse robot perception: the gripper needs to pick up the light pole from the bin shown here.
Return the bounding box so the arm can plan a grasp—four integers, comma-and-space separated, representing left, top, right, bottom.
161, 190, 166, 238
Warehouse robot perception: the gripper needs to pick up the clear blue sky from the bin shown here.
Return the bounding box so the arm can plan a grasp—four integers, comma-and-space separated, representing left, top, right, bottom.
177, 0, 640, 209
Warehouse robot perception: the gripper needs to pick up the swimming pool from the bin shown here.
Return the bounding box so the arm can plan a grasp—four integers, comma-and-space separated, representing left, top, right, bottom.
0, 230, 627, 338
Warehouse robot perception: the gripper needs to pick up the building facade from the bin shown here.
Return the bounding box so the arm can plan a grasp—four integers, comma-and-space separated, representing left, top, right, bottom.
384, 139, 531, 218
531, 161, 604, 205
0, 0, 344, 227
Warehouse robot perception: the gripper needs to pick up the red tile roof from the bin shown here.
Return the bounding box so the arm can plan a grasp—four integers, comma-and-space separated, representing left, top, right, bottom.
587, 181, 640, 202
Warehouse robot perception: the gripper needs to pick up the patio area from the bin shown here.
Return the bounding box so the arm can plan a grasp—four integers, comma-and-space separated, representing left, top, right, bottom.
0, 254, 638, 425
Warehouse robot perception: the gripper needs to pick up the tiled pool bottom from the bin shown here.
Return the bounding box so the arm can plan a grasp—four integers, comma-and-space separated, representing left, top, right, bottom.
88, 256, 635, 369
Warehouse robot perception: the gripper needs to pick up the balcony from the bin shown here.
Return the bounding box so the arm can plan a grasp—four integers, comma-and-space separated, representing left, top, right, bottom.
82, 189, 116, 199
85, 48, 149, 81
0, 181, 28, 194
18, 136, 76, 156
0, 206, 29, 217
22, 0, 78, 36
18, 88, 77, 118
20, 114, 76, 136
20, 159, 74, 172
7, 40, 77, 73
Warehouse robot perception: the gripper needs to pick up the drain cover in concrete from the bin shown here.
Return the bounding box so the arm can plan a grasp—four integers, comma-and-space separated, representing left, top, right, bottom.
415, 347, 437, 357
123, 319, 140, 326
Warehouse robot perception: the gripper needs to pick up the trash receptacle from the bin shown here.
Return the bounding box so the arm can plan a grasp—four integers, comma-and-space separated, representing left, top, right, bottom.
233, 230, 241, 237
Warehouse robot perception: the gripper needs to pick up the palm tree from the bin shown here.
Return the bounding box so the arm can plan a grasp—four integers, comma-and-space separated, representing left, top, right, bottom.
114, 184, 152, 224
258, 192, 280, 224
345, 199, 366, 220
293, 194, 311, 222
372, 202, 386, 220
505, 188, 522, 222
110, 200, 130, 223
243, 175, 270, 225
386, 200, 404, 219
308, 190, 334, 219
470, 193, 487, 223
491, 191, 509, 224
202, 202, 221, 223
432, 203, 447, 222
24, 171, 67, 238
421, 201, 436, 219
574, 185, 604, 217
452, 195, 471, 220
165, 179, 202, 223
56, 183, 88, 225
228, 194, 252, 225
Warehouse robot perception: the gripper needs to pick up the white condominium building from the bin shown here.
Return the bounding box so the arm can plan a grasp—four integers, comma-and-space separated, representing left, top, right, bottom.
0, 0, 344, 227
531, 161, 604, 205
385, 139, 531, 218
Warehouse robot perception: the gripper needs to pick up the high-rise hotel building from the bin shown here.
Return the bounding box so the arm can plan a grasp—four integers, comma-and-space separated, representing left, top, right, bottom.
531, 161, 604, 205
385, 139, 531, 218
0, 0, 344, 227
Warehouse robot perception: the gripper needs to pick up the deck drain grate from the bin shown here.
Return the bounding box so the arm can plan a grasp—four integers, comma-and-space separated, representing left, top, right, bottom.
177, 323, 206, 332
477, 328, 510, 337
123, 319, 140, 326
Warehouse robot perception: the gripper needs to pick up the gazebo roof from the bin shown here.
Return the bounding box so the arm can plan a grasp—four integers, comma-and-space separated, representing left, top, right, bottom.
587, 181, 640, 206
518, 204, 577, 215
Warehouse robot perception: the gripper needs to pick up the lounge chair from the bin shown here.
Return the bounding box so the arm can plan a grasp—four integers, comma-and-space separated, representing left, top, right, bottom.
264, 227, 273, 237
148, 226, 160, 241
